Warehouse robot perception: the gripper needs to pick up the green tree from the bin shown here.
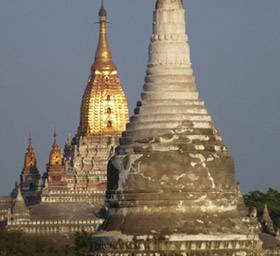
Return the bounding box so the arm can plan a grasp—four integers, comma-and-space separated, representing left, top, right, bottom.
0, 228, 72, 256
244, 188, 280, 228
74, 231, 93, 256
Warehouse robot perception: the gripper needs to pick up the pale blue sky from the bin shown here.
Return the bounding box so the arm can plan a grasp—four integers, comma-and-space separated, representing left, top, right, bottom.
0, 0, 279, 194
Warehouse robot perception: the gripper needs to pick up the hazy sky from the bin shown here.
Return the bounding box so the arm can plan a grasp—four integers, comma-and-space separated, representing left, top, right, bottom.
0, 0, 279, 194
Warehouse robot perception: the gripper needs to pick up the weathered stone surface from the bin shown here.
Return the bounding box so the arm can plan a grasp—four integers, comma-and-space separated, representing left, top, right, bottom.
10, 188, 30, 222
261, 205, 276, 236
64, 136, 118, 196
90, 231, 262, 255
105, 149, 243, 235
91, 0, 263, 255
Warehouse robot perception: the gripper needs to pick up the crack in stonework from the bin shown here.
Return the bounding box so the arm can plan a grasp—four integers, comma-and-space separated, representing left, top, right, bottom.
113, 154, 143, 190
206, 167, 216, 189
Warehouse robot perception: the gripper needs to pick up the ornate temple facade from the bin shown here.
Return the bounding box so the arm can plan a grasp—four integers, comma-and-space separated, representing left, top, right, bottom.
64, 1, 128, 196
0, 2, 128, 236
41, 2, 129, 205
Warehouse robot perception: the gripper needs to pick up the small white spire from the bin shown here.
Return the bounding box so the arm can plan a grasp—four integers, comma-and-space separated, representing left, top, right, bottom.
16, 187, 24, 202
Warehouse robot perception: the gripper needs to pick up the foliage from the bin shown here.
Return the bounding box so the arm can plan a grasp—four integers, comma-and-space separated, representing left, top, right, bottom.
0, 228, 97, 256
244, 188, 280, 228
0, 228, 71, 256
73, 231, 93, 256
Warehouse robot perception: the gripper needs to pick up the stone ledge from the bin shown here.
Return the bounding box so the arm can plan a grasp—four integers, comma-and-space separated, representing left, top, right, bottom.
89, 235, 262, 256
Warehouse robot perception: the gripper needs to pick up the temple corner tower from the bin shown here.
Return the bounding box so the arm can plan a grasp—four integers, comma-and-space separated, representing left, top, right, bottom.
20, 136, 41, 205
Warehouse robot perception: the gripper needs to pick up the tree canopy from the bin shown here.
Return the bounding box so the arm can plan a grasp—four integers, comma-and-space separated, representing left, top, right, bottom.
0, 229, 94, 256
0, 229, 68, 256
244, 188, 280, 228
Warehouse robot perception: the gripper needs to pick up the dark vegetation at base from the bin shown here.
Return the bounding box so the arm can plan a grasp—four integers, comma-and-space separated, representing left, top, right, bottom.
0, 229, 93, 256
74, 231, 93, 256
244, 188, 280, 229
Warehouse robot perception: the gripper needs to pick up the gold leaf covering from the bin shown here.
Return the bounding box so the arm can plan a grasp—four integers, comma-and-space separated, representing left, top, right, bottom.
49, 132, 63, 166
78, 3, 129, 136
24, 136, 37, 169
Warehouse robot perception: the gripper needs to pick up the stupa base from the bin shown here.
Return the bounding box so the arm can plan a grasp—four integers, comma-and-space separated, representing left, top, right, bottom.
90, 232, 263, 256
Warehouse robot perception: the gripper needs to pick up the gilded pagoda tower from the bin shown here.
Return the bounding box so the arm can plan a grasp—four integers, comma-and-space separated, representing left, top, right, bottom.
20, 137, 41, 205
91, 0, 262, 255
6, 3, 128, 234
63, 2, 129, 203
78, 2, 128, 137
43, 133, 67, 192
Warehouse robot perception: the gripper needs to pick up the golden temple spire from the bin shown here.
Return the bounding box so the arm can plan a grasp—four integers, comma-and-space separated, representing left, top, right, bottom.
24, 136, 37, 169
78, 1, 129, 137
92, 0, 116, 72
27, 135, 33, 152
49, 132, 63, 166
53, 130, 57, 145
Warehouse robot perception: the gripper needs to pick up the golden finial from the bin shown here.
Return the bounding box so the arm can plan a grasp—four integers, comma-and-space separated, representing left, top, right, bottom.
53, 130, 57, 145
49, 132, 63, 166
99, 0, 107, 17
24, 135, 36, 168
92, 0, 116, 72
27, 135, 33, 152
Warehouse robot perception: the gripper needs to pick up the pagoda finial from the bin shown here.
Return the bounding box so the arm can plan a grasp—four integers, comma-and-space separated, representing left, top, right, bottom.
28, 135, 32, 145
262, 204, 276, 235
236, 181, 241, 193
99, 0, 107, 17
92, 0, 115, 72
49, 131, 63, 166
24, 135, 36, 168
12, 186, 30, 218
16, 187, 24, 202
53, 130, 57, 145
27, 135, 33, 152
263, 204, 270, 216
51, 130, 60, 150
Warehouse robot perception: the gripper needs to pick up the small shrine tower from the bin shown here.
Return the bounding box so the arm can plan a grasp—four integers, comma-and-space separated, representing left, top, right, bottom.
20, 136, 41, 204
44, 132, 67, 190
